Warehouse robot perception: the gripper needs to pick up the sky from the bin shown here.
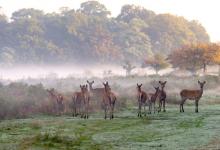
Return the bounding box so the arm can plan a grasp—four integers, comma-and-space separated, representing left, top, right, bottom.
0, 0, 219, 42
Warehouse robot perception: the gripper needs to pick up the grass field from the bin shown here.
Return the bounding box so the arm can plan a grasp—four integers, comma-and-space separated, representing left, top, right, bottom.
1, 105, 220, 150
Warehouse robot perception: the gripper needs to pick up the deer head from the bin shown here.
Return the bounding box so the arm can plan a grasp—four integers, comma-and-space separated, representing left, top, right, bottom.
80, 84, 86, 93
103, 81, 111, 92
198, 80, 206, 89
136, 83, 142, 92
154, 86, 160, 91
159, 81, 167, 89
87, 80, 94, 89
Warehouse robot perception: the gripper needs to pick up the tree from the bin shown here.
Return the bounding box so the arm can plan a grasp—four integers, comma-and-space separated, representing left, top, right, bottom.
117, 5, 155, 23
122, 60, 136, 76
79, 1, 111, 18
168, 43, 220, 75
143, 53, 169, 75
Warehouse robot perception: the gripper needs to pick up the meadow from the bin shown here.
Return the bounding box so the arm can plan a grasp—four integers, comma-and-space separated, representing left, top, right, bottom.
1, 104, 220, 150
0, 75, 220, 149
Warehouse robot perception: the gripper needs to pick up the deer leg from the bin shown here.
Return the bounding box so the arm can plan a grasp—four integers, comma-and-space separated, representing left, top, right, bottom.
111, 103, 115, 119
195, 100, 199, 113
104, 106, 107, 120
144, 103, 146, 116
148, 101, 151, 114
153, 102, 156, 114
138, 102, 142, 117
163, 100, 166, 112
180, 98, 185, 112
87, 102, 89, 119
158, 101, 161, 113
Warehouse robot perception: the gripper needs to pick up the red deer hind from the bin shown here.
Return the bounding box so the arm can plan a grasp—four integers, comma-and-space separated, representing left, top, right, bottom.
148, 86, 160, 114
72, 85, 90, 118
180, 80, 206, 113
136, 83, 148, 117
47, 88, 64, 115
87, 80, 104, 107
158, 81, 167, 112
102, 82, 116, 119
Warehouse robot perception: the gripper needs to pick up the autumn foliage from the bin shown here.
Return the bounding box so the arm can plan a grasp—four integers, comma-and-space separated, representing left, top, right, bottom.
168, 43, 220, 74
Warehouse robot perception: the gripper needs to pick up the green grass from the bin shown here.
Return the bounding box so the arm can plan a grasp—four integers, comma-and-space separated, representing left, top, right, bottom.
1, 105, 220, 150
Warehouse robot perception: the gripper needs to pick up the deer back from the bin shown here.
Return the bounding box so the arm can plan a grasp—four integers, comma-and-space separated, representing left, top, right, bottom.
180, 89, 202, 100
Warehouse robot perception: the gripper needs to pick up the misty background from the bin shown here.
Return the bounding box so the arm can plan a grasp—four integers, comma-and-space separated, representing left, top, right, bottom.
0, 1, 210, 80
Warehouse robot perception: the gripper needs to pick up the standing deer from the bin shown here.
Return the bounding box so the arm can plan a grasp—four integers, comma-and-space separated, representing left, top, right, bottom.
83, 84, 90, 119
87, 80, 104, 107
158, 81, 167, 112
180, 80, 206, 113
148, 86, 160, 114
72, 85, 90, 118
47, 88, 64, 116
136, 83, 148, 117
102, 82, 116, 119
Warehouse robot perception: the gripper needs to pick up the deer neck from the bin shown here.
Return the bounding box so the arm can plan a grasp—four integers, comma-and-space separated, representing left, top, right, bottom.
88, 85, 93, 91
199, 87, 204, 96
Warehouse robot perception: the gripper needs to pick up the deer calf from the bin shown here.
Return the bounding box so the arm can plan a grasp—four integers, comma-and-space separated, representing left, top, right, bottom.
148, 87, 160, 114
180, 80, 206, 113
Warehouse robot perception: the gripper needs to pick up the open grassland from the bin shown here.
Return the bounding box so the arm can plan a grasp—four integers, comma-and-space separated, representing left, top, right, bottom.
1, 105, 220, 150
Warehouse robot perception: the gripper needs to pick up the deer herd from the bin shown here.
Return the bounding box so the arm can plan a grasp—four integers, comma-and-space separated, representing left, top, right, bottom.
47, 80, 206, 119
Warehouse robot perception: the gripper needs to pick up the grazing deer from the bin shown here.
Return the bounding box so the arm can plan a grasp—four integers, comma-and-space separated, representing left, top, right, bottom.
180, 80, 206, 113
47, 88, 64, 115
158, 81, 167, 112
136, 83, 148, 117
148, 87, 160, 114
102, 82, 116, 119
72, 85, 90, 118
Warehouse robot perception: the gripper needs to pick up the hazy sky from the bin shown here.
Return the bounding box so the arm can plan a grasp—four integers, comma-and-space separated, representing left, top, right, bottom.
0, 0, 219, 42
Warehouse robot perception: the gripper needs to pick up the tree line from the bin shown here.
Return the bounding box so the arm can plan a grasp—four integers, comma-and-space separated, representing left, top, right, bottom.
0, 1, 209, 66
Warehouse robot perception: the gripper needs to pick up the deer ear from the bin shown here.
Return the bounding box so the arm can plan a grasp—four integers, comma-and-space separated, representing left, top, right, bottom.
204, 81, 206, 84
164, 81, 167, 84
137, 83, 139, 86
140, 84, 142, 87
103, 82, 105, 86
198, 80, 201, 84
87, 80, 89, 83
92, 81, 94, 83
80, 85, 82, 88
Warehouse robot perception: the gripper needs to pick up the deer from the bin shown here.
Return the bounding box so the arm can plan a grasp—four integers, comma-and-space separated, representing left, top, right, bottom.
102, 82, 116, 119
180, 80, 206, 113
158, 81, 167, 113
83, 84, 90, 119
87, 80, 105, 96
47, 88, 64, 116
148, 86, 160, 114
72, 85, 90, 118
136, 83, 148, 117
87, 80, 105, 107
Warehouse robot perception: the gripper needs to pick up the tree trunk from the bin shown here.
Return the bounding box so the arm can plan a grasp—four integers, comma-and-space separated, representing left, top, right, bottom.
203, 63, 207, 76
218, 65, 220, 77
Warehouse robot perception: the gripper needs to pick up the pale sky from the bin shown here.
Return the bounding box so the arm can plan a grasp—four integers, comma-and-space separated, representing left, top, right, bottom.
0, 0, 219, 42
